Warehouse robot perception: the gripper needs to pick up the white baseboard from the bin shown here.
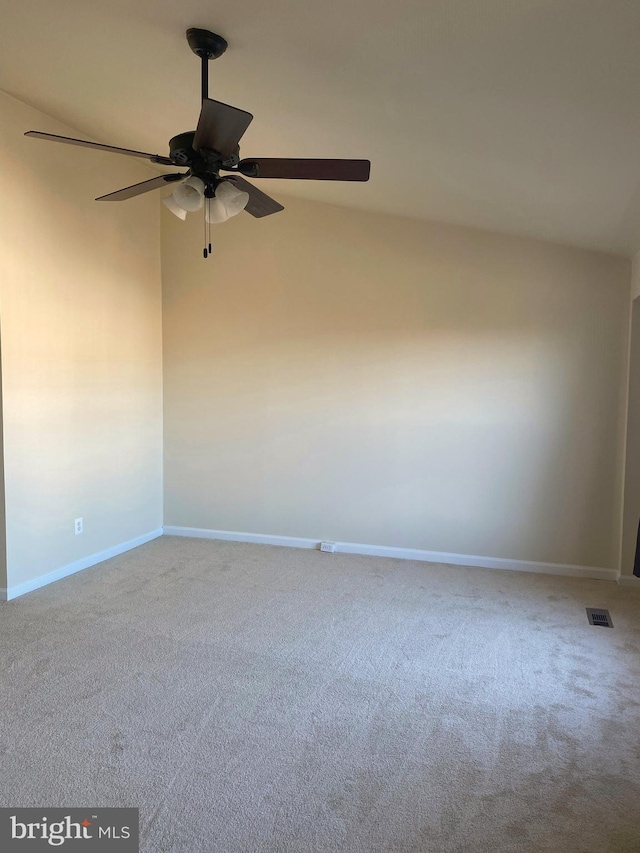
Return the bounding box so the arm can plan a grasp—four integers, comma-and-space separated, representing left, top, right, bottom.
618, 574, 640, 588
162, 526, 617, 582
164, 526, 319, 550
2, 528, 163, 601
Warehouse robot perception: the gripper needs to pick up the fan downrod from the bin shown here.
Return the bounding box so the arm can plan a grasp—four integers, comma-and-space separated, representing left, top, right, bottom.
186, 29, 228, 60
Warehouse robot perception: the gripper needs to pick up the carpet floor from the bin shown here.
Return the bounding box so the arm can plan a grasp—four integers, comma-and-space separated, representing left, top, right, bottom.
1, 536, 640, 852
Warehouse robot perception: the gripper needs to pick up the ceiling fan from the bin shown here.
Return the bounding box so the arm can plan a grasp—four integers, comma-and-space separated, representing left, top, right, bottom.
25, 28, 371, 257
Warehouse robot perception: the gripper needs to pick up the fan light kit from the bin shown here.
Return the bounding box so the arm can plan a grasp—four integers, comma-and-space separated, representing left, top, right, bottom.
25, 28, 371, 258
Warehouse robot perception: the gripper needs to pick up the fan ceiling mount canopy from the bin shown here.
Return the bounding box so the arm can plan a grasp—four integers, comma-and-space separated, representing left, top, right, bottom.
25, 27, 371, 255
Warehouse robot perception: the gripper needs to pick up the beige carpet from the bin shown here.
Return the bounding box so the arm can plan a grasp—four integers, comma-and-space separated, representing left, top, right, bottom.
1, 536, 640, 852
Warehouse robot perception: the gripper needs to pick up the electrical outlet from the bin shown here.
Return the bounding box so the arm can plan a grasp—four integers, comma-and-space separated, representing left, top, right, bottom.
320, 541, 336, 553
75, 517, 83, 535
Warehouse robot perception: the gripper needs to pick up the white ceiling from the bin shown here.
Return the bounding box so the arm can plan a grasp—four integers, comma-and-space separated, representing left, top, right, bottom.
2, 0, 640, 255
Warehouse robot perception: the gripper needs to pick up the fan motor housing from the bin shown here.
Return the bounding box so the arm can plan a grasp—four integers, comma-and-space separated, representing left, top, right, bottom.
169, 132, 197, 166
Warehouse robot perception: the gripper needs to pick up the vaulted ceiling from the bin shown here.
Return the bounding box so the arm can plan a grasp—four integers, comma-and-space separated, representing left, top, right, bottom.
2, 0, 640, 254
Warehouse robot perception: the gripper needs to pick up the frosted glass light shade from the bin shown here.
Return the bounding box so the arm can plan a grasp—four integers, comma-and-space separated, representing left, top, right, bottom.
216, 180, 249, 218
162, 194, 188, 220
173, 176, 205, 212
205, 198, 229, 224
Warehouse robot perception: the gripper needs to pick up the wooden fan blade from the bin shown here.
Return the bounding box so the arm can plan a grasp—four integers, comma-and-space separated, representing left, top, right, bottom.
192, 99, 253, 159
227, 174, 284, 218
25, 131, 175, 165
96, 173, 187, 202
238, 158, 371, 181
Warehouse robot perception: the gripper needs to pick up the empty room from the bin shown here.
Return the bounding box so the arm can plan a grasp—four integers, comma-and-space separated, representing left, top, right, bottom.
1, 1, 640, 851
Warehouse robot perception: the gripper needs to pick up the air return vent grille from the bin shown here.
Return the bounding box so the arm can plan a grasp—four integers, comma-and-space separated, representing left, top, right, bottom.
586, 608, 613, 628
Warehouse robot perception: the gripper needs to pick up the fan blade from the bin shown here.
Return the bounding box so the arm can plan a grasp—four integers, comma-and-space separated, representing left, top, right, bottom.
238, 158, 370, 181
96, 173, 187, 202
192, 99, 253, 159
25, 131, 175, 166
227, 175, 284, 218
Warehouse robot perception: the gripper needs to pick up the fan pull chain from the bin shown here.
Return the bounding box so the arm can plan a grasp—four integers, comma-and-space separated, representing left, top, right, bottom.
208, 199, 212, 255
203, 201, 208, 259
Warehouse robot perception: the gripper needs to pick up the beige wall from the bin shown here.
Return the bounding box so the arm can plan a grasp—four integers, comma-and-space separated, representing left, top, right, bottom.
632, 252, 640, 301
0, 92, 632, 591
162, 195, 630, 569
0, 91, 163, 590
620, 248, 640, 578
0, 339, 6, 590
621, 297, 640, 576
